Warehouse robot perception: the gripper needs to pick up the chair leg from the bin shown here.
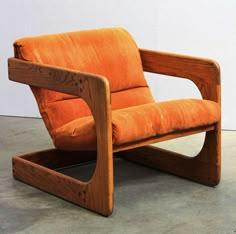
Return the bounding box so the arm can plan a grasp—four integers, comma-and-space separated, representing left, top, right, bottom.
12, 148, 114, 216
116, 127, 221, 186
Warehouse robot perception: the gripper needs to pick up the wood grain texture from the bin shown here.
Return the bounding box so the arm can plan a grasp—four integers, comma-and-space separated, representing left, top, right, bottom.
9, 58, 114, 216
8, 58, 108, 97
112, 50, 222, 186
116, 123, 221, 186
139, 49, 221, 103
8, 48, 221, 215
13, 154, 89, 206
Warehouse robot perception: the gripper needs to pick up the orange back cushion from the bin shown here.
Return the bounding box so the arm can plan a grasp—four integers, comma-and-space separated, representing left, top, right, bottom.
14, 28, 154, 136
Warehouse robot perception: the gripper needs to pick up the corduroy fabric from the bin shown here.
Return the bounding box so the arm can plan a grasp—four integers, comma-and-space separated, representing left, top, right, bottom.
14, 28, 153, 137
53, 99, 220, 150
13, 28, 221, 151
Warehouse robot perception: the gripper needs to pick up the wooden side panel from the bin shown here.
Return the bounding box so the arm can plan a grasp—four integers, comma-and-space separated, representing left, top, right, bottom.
9, 58, 114, 216
139, 49, 221, 103
13, 156, 91, 211
117, 127, 221, 187
12, 149, 111, 216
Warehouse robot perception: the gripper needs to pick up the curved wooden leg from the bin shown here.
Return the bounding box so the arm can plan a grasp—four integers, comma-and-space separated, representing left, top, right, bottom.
117, 126, 221, 186
13, 147, 114, 216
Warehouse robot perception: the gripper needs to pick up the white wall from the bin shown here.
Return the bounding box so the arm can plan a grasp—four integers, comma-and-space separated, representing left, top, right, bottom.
0, 0, 235, 129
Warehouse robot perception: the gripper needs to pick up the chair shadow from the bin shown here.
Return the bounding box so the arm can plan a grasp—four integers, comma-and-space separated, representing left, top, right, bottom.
59, 156, 163, 186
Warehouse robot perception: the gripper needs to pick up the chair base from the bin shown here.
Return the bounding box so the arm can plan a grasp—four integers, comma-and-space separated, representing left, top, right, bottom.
12, 149, 113, 216
12, 129, 220, 216
116, 130, 221, 187
116, 146, 219, 187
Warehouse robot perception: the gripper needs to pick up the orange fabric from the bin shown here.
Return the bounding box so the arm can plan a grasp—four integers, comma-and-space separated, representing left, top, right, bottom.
53, 99, 221, 150
38, 87, 154, 130
13, 28, 221, 151
14, 28, 153, 137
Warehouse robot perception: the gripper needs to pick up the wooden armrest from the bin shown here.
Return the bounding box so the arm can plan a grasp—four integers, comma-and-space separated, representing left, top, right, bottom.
8, 58, 112, 153
8, 57, 111, 112
8, 58, 109, 98
139, 49, 221, 103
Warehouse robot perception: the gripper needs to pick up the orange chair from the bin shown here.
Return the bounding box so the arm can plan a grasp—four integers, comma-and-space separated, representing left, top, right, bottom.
8, 28, 221, 216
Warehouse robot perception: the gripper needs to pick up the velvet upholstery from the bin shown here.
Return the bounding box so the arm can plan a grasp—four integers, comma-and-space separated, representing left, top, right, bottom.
13, 28, 221, 151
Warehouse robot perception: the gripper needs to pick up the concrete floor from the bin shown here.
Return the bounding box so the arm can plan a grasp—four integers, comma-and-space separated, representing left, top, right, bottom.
0, 116, 236, 234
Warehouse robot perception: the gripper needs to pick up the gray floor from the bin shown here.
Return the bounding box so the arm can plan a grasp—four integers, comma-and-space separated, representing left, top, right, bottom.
0, 116, 236, 234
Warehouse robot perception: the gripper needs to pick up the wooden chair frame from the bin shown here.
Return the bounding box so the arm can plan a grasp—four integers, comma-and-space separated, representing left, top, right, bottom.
8, 48, 221, 216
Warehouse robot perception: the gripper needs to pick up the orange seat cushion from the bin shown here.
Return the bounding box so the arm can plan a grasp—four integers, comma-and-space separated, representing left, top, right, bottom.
14, 28, 154, 138
13, 28, 220, 151
53, 99, 221, 150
